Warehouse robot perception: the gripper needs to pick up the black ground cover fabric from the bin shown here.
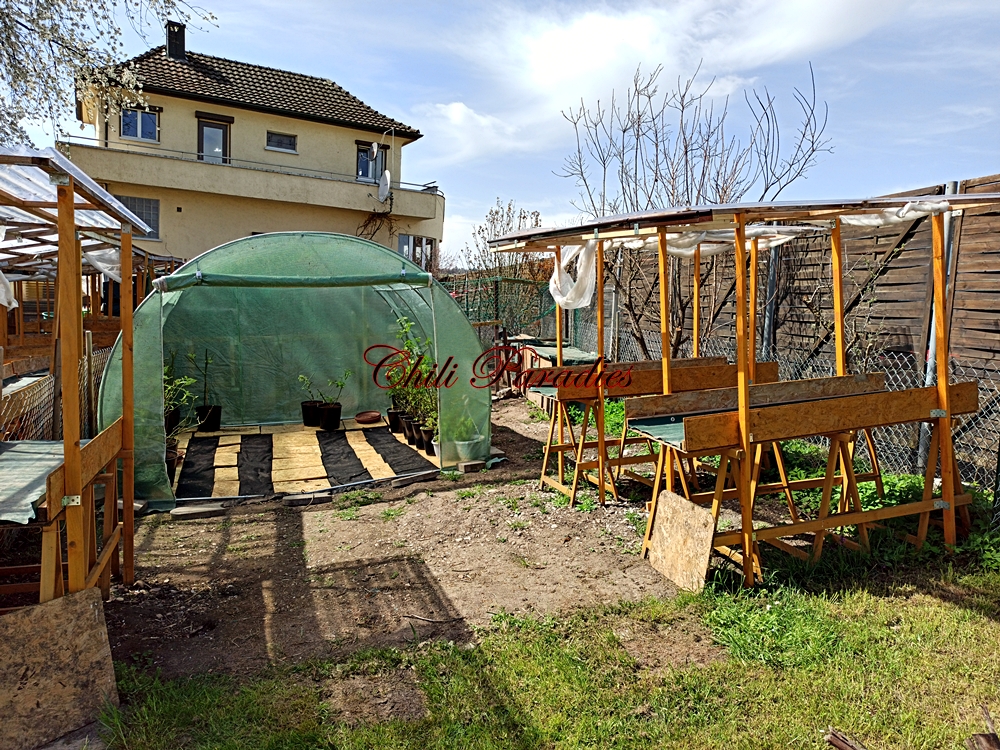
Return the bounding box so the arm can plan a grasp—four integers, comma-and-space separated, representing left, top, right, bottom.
317, 430, 373, 487
238, 434, 274, 497
175, 436, 218, 499
362, 428, 436, 475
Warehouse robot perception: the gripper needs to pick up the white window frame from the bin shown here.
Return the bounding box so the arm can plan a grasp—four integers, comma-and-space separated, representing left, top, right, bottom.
120, 108, 160, 143
265, 131, 298, 154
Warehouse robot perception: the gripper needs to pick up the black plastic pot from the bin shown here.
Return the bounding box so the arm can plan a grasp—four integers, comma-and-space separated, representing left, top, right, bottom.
196, 405, 222, 432
420, 427, 435, 455
164, 407, 180, 437
165, 438, 182, 485
400, 415, 416, 445
413, 426, 426, 452
301, 400, 323, 427
318, 402, 343, 431
386, 409, 403, 433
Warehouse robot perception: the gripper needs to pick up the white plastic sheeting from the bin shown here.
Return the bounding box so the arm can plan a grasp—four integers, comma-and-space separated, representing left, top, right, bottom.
0, 269, 17, 309
84, 248, 122, 283
840, 201, 950, 227
549, 240, 597, 309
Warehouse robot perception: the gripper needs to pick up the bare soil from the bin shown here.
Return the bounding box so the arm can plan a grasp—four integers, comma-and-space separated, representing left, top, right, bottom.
103, 399, 676, 679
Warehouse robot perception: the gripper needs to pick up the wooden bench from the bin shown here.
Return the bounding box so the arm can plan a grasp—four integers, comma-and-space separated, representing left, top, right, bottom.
633, 377, 979, 580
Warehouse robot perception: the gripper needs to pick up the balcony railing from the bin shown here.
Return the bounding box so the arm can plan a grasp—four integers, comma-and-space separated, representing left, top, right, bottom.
61, 134, 444, 197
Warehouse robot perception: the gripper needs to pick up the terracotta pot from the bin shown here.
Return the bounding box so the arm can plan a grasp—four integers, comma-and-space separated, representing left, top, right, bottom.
301, 400, 323, 427
318, 402, 343, 431
196, 405, 222, 432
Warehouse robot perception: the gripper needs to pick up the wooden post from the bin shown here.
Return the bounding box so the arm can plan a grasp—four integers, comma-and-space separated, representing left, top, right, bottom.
555, 246, 565, 484
931, 212, 957, 546
733, 214, 754, 586
17, 281, 24, 346
35, 281, 42, 333
595, 238, 609, 502
56, 176, 87, 593
692, 244, 701, 358
85, 330, 95, 438
749, 238, 758, 382
0, 295, 7, 349
657, 229, 671, 394
121, 223, 136, 583
831, 218, 847, 376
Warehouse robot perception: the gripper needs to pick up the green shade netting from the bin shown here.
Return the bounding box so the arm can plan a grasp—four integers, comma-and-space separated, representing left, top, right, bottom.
98, 232, 490, 509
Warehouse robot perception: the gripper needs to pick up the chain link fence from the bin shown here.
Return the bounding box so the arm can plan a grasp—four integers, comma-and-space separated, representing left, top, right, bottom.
568, 317, 1000, 493
444, 276, 555, 350
2, 347, 113, 441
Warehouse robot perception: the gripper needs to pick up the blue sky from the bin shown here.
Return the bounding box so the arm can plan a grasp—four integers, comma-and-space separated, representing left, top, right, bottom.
27, 0, 1000, 261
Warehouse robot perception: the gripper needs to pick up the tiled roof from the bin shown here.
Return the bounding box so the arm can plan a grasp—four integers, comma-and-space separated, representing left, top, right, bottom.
122, 46, 421, 139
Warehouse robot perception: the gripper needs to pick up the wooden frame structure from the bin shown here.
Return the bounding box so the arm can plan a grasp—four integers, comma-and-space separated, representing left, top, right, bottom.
491, 193, 1000, 585
0, 147, 153, 606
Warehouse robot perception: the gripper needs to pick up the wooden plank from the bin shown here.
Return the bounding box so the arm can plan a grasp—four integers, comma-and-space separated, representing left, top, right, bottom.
46, 417, 123, 499
713, 493, 973, 547
682, 380, 979, 452
831, 219, 847, 375
646, 490, 715, 592
932, 212, 957, 546
627, 373, 886, 420
558, 360, 778, 401
0, 588, 118, 750
733, 213, 754, 586
658, 229, 671, 394
692, 245, 701, 357
121, 224, 135, 585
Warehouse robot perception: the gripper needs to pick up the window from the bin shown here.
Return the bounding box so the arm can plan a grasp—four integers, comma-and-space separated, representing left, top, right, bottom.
121, 108, 159, 142
266, 131, 297, 153
198, 120, 229, 164
114, 195, 160, 239
398, 235, 436, 271
357, 144, 385, 182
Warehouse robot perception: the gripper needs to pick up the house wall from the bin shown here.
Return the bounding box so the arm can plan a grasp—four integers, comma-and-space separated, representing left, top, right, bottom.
71, 91, 444, 262
97, 92, 410, 181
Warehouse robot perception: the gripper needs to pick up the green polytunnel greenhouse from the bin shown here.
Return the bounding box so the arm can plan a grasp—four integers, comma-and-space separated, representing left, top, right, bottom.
98, 232, 491, 508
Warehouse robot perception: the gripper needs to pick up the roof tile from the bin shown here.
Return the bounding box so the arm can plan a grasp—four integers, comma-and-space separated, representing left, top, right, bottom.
122, 46, 420, 139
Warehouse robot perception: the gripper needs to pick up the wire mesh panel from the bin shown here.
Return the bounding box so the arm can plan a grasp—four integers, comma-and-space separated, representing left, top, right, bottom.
0, 375, 54, 440
443, 276, 554, 338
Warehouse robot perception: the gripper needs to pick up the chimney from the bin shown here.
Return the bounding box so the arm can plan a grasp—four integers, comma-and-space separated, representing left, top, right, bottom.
166, 21, 186, 61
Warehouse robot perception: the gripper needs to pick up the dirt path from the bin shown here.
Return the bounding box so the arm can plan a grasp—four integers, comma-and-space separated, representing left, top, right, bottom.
105, 399, 675, 678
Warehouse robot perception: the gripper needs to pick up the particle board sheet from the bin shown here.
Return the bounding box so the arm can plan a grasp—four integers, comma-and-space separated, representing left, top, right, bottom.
270, 428, 330, 494
647, 490, 715, 593
0, 588, 118, 750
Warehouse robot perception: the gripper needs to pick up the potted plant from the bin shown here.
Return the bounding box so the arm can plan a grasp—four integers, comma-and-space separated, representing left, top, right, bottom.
163, 357, 197, 484
451, 414, 483, 462
298, 375, 324, 427
420, 414, 437, 457
163, 352, 196, 438
187, 349, 221, 432
318, 369, 352, 431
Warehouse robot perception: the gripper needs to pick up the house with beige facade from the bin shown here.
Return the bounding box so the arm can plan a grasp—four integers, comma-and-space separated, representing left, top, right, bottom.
67, 22, 444, 270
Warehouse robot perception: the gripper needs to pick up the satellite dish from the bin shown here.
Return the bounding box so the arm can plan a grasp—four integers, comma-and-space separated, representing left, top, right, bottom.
378, 169, 391, 202
370, 142, 379, 160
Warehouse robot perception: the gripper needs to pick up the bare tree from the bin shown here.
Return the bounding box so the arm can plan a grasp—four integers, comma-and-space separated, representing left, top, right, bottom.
559, 64, 830, 358
0, 0, 215, 146
460, 198, 546, 281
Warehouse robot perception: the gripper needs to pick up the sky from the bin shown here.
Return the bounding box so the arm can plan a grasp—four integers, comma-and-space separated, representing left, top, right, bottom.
25, 0, 1000, 262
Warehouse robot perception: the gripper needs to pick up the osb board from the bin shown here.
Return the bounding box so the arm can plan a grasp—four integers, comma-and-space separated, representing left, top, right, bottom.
273, 478, 331, 493
647, 491, 715, 593
0, 588, 118, 750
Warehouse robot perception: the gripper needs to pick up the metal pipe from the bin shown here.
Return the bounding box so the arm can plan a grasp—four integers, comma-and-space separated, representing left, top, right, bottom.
761, 244, 780, 361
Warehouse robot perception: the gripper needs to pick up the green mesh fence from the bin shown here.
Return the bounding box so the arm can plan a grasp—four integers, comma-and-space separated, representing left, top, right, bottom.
98, 232, 490, 509
443, 276, 554, 336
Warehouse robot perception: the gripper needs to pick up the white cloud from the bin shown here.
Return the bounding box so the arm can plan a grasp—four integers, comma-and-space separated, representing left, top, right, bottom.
410, 0, 909, 167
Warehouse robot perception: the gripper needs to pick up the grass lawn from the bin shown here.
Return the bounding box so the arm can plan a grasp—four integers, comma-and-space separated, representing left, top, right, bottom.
99, 441, 1000, 749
